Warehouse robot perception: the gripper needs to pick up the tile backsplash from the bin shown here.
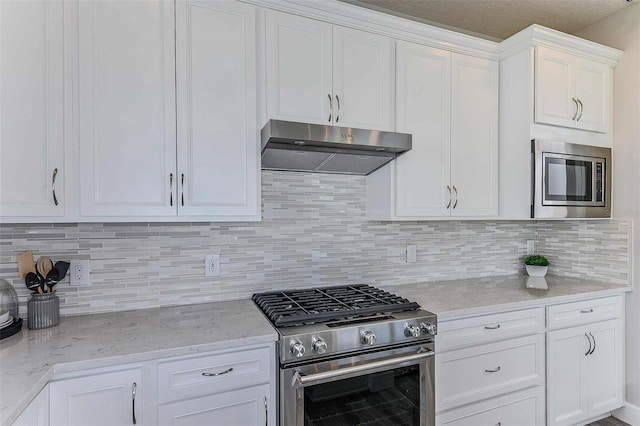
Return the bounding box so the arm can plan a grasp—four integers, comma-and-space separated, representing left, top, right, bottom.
0, 171, 631, 317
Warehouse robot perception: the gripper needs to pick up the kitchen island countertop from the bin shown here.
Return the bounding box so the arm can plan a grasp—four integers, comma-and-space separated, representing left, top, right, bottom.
0, 299, 277, 425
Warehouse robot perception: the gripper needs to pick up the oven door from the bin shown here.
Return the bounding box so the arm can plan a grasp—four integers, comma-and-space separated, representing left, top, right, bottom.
280, 344, 434, 426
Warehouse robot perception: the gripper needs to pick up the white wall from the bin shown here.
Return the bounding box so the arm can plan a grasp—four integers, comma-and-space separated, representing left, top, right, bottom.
575, 3, 640, 410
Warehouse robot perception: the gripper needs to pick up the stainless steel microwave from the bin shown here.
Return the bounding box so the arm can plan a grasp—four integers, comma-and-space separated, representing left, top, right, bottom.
532, 140, 611, 219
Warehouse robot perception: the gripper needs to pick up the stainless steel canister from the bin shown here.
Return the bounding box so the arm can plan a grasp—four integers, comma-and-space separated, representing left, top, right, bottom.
27, 293, 60, 329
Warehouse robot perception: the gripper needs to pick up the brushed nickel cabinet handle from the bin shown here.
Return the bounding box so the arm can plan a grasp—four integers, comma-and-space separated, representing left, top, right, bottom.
576, 99, 584, 121
484, 324, 500, 330
181, 173, 185, 206
52, 168, 59, 206
264, 396, 268, 426
453, 186, 458, 209
585, 332, 593, 356
169, 173, 173, 206
581, 308, 594, 314
446, 185, 452, 209
328, 94, 332, 122
202, 367, 233, 377
131, 382, 137, 425
572, 98, 579, 121
589, 332, 596, 355
336, 95, 340, 123
485, 366, 501, 373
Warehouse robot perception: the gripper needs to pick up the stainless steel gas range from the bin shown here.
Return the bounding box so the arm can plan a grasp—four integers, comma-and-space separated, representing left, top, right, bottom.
252, 284, 437, 426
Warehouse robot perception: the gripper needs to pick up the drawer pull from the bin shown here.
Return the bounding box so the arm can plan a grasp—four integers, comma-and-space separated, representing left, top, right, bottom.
202, 367, 234, 377
484, 324, 501, 330
484, 366, 501, 373
581, 309, 594, 314
589, 332, 596, 355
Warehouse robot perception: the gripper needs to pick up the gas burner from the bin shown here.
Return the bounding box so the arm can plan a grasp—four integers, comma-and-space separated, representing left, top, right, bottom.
252, 284, 420, 327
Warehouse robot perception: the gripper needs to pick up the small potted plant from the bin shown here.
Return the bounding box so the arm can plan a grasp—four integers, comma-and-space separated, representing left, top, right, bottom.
524, 255, 549, 277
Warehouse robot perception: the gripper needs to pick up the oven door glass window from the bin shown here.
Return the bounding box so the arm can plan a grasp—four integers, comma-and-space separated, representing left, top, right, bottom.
303, 365, 420, 426
544, 156, 593, 203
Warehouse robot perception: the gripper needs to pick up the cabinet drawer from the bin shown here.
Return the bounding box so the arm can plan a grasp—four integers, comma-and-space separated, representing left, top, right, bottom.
158, 346, 272, 401
546, 296, 622, 330
437, 308, 544, 351
436, 334, 544, 412
437, 387, 545, 426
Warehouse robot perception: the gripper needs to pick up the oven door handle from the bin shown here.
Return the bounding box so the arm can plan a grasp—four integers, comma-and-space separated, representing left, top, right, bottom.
292, 350, 434, 387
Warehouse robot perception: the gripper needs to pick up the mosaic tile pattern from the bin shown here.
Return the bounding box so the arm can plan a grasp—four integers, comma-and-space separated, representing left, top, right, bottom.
0, 171, 631, 317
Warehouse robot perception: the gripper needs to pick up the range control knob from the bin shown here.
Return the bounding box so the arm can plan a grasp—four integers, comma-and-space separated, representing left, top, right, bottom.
312, 337, 328, 354
360, 330, 377, 346
290, 340, 306, 358
421, 322, 437, 336
404, 323, 421, 338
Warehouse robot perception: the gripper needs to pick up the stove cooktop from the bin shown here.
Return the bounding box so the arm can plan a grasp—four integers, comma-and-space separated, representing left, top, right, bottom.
252, 284, 420, 328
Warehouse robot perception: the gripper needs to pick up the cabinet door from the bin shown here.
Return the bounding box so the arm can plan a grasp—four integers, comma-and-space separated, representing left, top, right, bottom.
13, 385, 49, 426
50, 369, 142, 426
574, 59, 611, 133
535, 46, 577, 128
394, 42, 451, 217
450, 53, 498, 217
78, 0, 176, 217
265, 10, 332, 125
547, 326, 590, 426
0, 0, 64, 218
158, 383, 271, 426
332, 26, 393, 131
176, 0, 259, 219
586, 319, 624, 417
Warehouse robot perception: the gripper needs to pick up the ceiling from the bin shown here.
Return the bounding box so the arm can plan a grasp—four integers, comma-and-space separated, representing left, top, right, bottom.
340, 0, 634, 41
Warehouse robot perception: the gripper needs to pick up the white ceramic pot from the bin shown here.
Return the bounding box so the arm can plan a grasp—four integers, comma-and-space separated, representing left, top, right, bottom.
525, 265, 548, 277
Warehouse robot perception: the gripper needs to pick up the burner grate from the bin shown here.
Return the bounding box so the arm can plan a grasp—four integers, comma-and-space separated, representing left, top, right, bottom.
252, 284, 420, 327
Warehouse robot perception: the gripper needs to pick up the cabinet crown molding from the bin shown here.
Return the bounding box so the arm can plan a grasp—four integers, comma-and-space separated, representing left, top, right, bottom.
499, 24, 623, 66
242, 0, 501, 60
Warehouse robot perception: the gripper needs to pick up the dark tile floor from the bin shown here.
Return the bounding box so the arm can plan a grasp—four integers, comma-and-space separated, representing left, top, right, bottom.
587, 416, 630, 426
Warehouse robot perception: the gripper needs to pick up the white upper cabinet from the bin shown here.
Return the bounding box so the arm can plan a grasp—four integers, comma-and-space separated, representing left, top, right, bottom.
450, 53, 499, 217
0, 0, 64, 218
176, 0, 259, 219
535, 46, 611, 134
367, 43, 498, 220
265, 11, 333, 126
394, 42, 451, 217
265, 10, 393, 131
78, 0, 177, 217
332, 26, 393, 130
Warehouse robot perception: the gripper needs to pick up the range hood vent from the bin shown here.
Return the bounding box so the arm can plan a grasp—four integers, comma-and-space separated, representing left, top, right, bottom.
260, 120, 412, 176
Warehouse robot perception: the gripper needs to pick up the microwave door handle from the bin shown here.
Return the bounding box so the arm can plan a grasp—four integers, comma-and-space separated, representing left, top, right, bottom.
292, 350, 434, 388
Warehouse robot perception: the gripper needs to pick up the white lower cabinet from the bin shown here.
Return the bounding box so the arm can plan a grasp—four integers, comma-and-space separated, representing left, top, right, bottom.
547, 318, 624, 426
437, 387, 545, 426
49, 368, 143, 426
38, 343, 275, 426
436, 295, 625, 426
158, 384, 270, 426
13, 385, 49, 426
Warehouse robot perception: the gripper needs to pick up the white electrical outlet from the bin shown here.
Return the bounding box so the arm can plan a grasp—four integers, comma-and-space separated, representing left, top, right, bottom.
70, 260, 91, 286
406, 245, 417, 263
526, 240, 536, 255
205, 254, 221, 277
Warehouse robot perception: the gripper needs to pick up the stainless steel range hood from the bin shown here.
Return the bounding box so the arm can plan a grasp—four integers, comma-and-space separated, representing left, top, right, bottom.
260, 120, 412, 175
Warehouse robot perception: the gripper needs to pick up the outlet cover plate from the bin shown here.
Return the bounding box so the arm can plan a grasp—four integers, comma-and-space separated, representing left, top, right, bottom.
70, 260, 90, 286
205, 254, 221, 277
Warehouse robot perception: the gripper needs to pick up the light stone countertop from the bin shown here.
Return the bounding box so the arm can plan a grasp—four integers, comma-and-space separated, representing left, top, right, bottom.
0, 299, 278, 426
388, 274, 632, 320
0, 275, 632, 424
